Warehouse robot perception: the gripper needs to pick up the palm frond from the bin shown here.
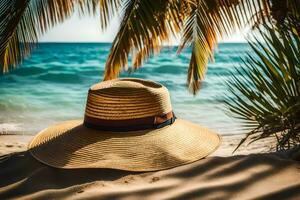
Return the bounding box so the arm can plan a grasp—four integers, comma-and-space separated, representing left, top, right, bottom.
178, 0, 271, 93
98, 0, 122, 30
0, 0, 30, 73
103, 0, 180, 80
180, 3, 215, 93
0, 0, 99, 73
102, 0, 271, 93
226, 25, 300, 152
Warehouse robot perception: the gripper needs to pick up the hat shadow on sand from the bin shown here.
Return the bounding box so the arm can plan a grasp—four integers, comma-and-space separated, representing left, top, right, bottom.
1, 146, 300, 200
0, 150, 141, 199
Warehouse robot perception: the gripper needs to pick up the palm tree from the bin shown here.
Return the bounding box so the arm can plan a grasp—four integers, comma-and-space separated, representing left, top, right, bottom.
0, 0, 299, 93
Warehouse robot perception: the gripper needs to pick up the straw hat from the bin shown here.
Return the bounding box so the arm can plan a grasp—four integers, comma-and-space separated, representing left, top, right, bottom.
28, 78, 221, 171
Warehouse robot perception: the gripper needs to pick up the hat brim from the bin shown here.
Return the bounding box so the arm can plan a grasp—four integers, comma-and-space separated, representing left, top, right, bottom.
28, 119, 221, 171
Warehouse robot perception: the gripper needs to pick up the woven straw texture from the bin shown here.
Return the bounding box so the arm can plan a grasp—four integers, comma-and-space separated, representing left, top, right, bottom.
28, 78, 221, 171
29, 119, 220, 171
85, 78, 172, 120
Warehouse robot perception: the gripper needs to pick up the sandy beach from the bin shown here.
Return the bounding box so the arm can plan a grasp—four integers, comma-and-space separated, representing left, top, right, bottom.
1, 133, 299, 200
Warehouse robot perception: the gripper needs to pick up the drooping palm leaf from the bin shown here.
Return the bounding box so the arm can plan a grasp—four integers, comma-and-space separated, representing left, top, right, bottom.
103, 0, 181, 80
0, 0, 30, 73
177, 0, 271, 93
0, 0, 79, 72
0, 0, 102, 73
98, 0, 122, 30
226, 25, 300, 151
103, 0, 272, 93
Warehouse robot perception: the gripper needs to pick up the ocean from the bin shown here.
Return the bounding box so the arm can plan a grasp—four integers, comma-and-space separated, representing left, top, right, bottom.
0, 43, 251, 135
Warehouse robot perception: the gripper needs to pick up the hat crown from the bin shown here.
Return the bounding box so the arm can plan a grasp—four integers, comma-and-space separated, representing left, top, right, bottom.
84, 78, 172, 120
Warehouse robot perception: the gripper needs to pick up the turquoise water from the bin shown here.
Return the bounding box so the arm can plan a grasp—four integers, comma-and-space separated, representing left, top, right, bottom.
0, 43, 251, 135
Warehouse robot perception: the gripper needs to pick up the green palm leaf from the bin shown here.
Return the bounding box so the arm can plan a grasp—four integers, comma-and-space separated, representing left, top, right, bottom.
103, 0, 180, 80
0, 0, 81, 72
98, 0, 122, 30
103, 0, 271, 93
177, 0, 271, 93
226, 25, 300, 151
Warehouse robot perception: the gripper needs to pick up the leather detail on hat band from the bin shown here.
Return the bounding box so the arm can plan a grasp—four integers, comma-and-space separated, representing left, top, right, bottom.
83, 112, 176, 132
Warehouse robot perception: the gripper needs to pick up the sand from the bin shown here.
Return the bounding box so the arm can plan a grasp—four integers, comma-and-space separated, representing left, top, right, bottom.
0, 134, 299, 199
